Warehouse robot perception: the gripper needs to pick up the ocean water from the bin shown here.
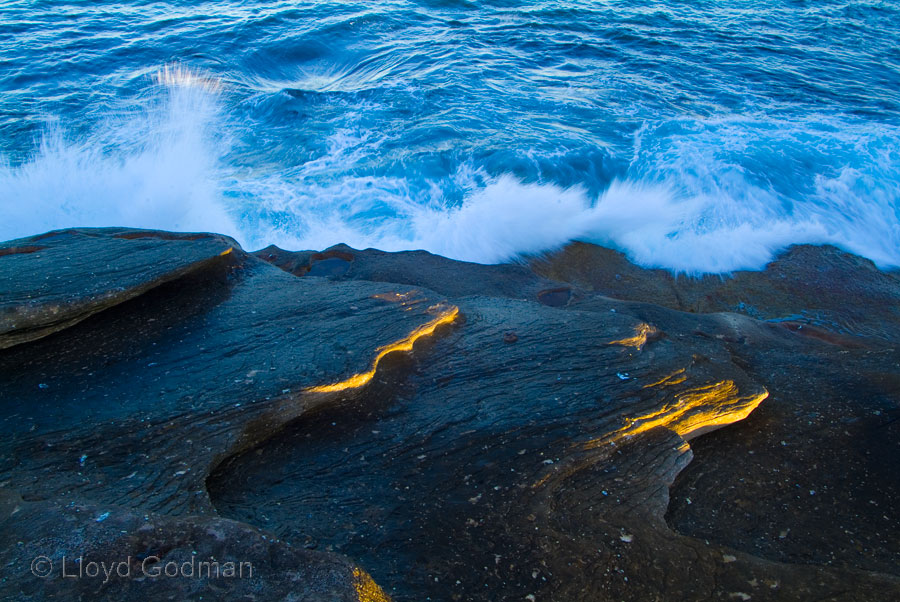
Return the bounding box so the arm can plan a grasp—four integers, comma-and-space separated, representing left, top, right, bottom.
1, 0, 899, 273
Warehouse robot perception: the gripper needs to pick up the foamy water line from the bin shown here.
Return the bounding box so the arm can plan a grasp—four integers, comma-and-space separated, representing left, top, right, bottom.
1, 72, 899, 274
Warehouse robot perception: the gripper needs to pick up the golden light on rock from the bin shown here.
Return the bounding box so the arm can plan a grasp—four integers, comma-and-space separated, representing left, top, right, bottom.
531, 376, 768, 490
305, 306, 460, 394
352, 567, 392, 602
587, 380, 768, 450
642, 368, 687, 389
609, 323, 659, 351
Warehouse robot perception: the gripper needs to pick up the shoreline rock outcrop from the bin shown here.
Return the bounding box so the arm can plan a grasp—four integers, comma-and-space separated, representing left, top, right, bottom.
0, 228, 897, 601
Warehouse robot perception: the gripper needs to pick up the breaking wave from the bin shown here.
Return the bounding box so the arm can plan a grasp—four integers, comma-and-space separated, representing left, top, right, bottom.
1, 68, 899, 274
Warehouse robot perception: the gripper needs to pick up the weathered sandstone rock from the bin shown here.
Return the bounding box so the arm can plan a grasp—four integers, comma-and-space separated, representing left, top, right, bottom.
0, 228, 896, 601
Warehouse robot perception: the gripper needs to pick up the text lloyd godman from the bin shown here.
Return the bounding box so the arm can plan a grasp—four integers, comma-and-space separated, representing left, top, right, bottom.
31, 555, 253, 584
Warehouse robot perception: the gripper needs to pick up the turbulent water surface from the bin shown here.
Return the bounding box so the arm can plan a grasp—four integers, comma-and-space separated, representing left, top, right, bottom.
1, 0, 899, 272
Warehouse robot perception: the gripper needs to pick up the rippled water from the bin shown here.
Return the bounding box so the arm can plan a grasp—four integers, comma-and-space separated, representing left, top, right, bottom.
1, 0, 899, 272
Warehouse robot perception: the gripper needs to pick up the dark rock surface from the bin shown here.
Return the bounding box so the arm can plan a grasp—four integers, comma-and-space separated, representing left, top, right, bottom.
532, 241, 900, 341
0, 489, 374, 602
0, 229, 238, 350
665, 336, 900, 576
252, 244, 560, 300
0, 228, 897, 601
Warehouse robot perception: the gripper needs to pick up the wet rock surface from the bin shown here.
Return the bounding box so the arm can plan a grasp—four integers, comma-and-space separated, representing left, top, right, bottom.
0, 489, 371, 602
0, 229, 238, 350
665, 343, 900, 576
0, 229, 897, 600
532, 241, 900, 341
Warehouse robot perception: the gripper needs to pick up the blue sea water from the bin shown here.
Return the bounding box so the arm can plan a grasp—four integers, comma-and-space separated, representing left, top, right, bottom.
1, 0, 899, 272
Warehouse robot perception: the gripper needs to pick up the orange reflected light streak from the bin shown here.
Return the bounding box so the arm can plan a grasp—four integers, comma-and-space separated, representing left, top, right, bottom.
305, 306, 459, 394
586, 380, 768, 450
608, 323, 658, 351
533, 378, 767, 489
352, 567, 392, 602
642, 368, 687, 389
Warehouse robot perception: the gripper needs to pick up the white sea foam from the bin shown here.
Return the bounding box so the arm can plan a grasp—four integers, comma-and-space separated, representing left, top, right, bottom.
2, 79, 898, 274
229, 167, 899, 274
0, 68, 238, 243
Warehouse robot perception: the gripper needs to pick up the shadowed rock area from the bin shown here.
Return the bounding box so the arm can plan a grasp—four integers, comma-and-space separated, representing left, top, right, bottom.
1, 229, 898, 601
